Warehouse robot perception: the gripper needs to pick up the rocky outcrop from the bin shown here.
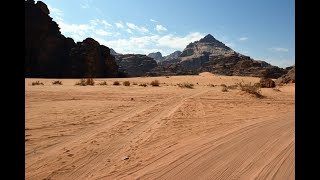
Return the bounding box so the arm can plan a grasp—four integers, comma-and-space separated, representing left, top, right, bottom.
115, 54, 157, 77
148, 34, 287, 78
275, 66, 295, 84
147, 52, 163, 62
110, 48, 118, 55
259, 78, 276, 88
69, 38, 118, 78
25, 0, 118, 78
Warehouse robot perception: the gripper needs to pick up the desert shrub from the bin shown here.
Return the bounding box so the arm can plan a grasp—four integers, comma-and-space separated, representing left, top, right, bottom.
123, 81, 130, 86
52, 80, 62, 85
166, 76, 170, 78
221, 84, 227, 87
208, 84, 215, 87
98, 81, 107, 86
150, 80, 160, 86
113, 81, 120, 85
139, 83, 147, 87
32, 81, 44, 86
222, 86, 228, 92
227, 84, 238, 90
239, 82, 264, 98
177, 82, 194, 89
133, 82, 138, 85
75, 78, 94, 86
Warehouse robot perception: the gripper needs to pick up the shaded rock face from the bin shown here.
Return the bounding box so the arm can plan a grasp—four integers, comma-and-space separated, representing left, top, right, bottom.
69, 38, 118, 78
275, 66, 295, 84
110, 48, 118, 55
148, 34, 287, 78
259, 78, 276, 88
147, 52, 163, 62
115, 54, 157, 77
25, 0, 118, 78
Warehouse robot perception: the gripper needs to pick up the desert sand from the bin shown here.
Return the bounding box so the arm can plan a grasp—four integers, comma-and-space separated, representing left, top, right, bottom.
25, 72, 295, 180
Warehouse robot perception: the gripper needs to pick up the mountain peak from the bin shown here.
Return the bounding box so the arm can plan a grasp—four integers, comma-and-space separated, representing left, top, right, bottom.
199, 34, 217, 43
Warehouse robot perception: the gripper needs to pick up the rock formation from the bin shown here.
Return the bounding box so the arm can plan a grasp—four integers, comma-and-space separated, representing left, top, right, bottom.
25, 0, 118, 78
259, 78, 276, 88
148, 34, 287, 78
147, 52, 163, 62
275, 66, 295, 84
115, 54, 157, 77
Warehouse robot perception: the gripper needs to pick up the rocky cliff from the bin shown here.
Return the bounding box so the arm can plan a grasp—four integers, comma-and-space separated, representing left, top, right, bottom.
275, 66, 295, 84
115, 54, 157, 77
147, 52, 163, 62
25, 0, 118, 78
148, 34, 287, 78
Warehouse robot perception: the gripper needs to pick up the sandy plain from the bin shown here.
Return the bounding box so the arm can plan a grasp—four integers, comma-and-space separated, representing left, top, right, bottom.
25, 72, 294, 180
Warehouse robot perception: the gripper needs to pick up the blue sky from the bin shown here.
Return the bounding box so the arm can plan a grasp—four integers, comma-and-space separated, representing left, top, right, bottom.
40, 0, 294, 68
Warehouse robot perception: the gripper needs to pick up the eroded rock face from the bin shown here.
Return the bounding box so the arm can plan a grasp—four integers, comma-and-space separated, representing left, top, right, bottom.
147, 52, 163, 62
148, 34, 287, 78
69, 38, 118, 78
275, 66, 295, 84
115, 54, 157, 77
25, 0, 118, 78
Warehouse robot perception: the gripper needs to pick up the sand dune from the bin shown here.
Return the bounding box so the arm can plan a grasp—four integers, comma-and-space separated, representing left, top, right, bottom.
25, 73, 294, 180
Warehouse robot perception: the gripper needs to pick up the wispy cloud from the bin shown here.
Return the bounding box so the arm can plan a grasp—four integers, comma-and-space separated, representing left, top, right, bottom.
80, 0, 92, 9
126, 22, 149, 33
150, 19, 158, 22
155, 25, 168, 32
127, 29, 133, 34
94, 29, 112, 36
101, 32, 205, 55
269, 47, 289, 52
239, 37, 248, 41
115, 22, 124, 29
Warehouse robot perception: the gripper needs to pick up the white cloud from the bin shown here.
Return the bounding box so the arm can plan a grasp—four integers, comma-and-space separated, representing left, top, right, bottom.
101, 20, 112, 28
101, 32, 205, 55
127, 29, 133, 34
115, 22, 124, 29
150, 19, 158, 22
94, 29, 112, 36
155, 25, 168, 32
239, 37, 248, 41
90, 19, 112, 28
269, 47, 289, 52
126, 22, 149, 33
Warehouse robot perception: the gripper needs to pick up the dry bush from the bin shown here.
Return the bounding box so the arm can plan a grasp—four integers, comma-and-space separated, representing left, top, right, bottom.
139, 83, 147, 87
221, 84, 227, 87
98, 81, 107, 86
32, 81, 44, 86
52, 80, 62, 85
208, 84, 215, 87
150, 80, 160, 86
239, 82, 264, 98
166, 76, 170, 78
113, 81, 120, 85
227, 84, 238, 90
133, 82, 138, 85
123, 81, 130, 86
177, 82, 194, 89
75, 78, 95, 86
221, 86, 228, 92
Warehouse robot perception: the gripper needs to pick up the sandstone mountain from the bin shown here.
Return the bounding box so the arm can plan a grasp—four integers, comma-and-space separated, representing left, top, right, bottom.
275, 65, 295, 84
147, 52, 163, 62
148, 34, 287, 78
25, 0, 118, 78
115, 54, 157, 77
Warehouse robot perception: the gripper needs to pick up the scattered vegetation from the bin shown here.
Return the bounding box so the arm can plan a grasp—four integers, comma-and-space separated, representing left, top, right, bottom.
32, 81, 44, 86
239, 82, 264, 98
139, 83, 147, 87
97, 81, 107, 86
227, 84, 238, 90
177, 82, 194, 89
165, 76, 170, 78
133, 82, 138, 85
273, 87, 281, 92
52, 80, 62, 85
123, 81, 130, 86
113, 81, 120, 86
150, 80, 160, 86
221, 86, 228, 92
208, 84, 215, 87
220, 84, 227, 87
75, 78, 95, 86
